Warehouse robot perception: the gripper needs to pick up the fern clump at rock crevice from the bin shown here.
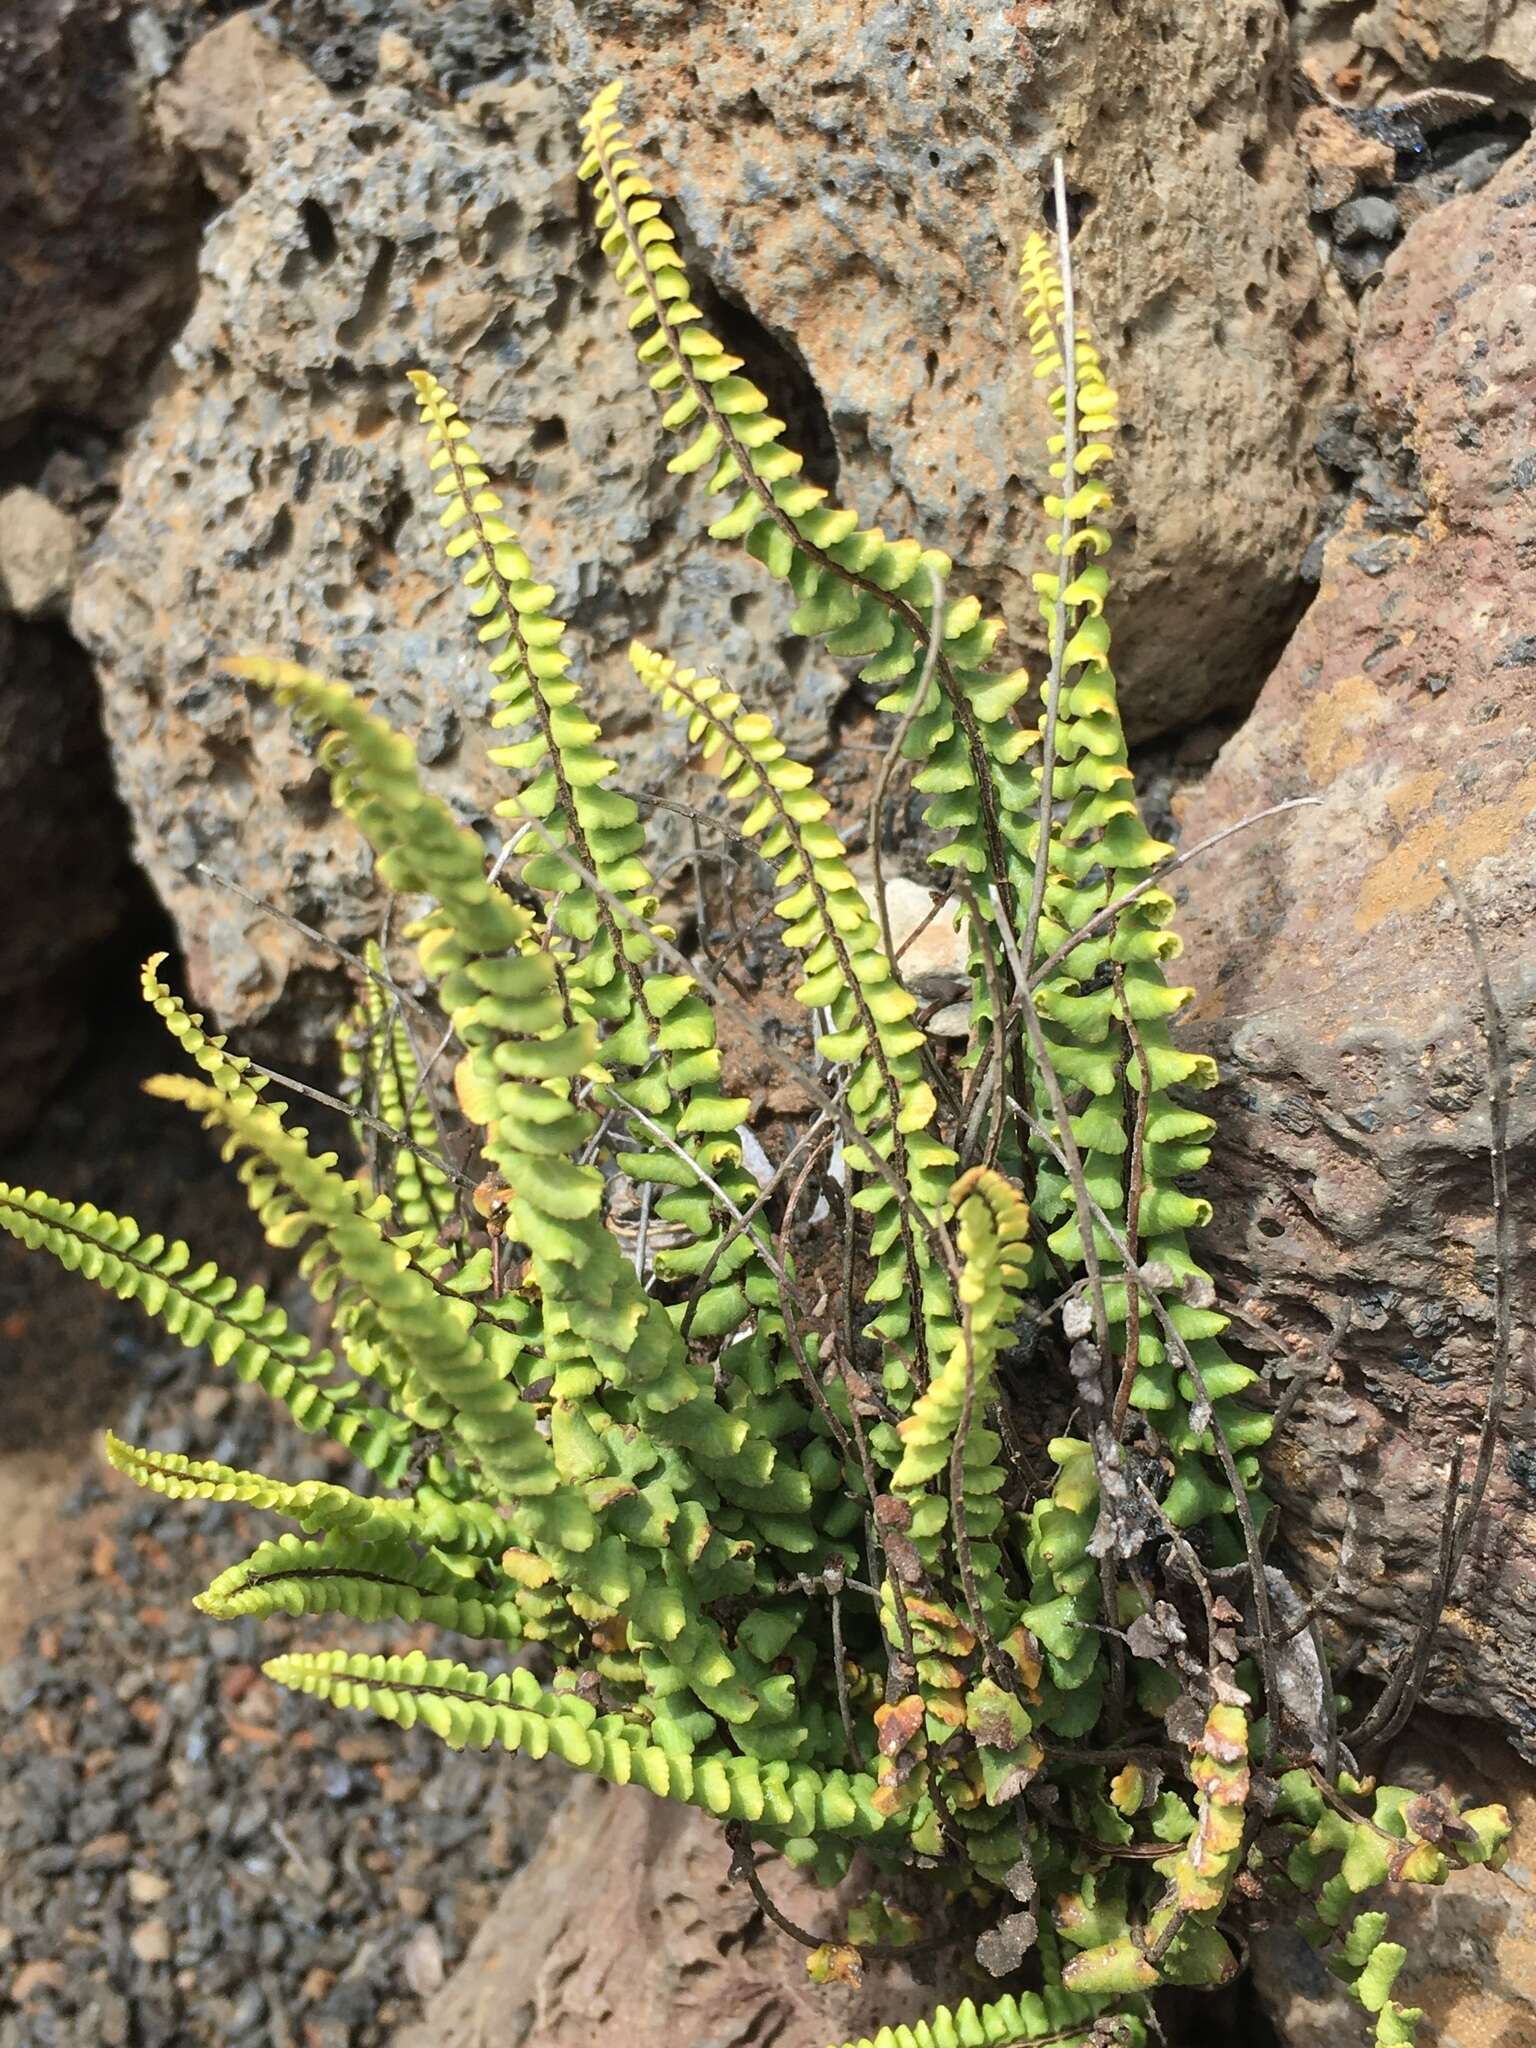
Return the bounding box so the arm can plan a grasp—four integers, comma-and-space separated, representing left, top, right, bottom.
1, 86, 1510, 2048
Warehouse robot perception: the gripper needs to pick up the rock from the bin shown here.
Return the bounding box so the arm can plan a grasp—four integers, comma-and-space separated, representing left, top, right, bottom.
153, 14, 330, 204
0, 0, 203, 436
1295, 104, 1396, 215
532, 1, 1344, 738
1253, 1715, 1536, 2044
391, 1778, 955, 2048
127, 1868, 173, 1907
400, 1924, 445, 1998
1176, 145, 1536, 1746
925, 1001, 972, 1040
1333, 237, 1393, 289
73, 71, 853, 1050
80, 6, 1352, 1046
129, 1919, 173, 1965
0, 489, 80, 619
1292, 0, 1536, 100
1332, 194, 1401, 244
257, 0, 533, 97
0, 619, 140, 1142
9, 1958, 66, 2000
878, 877, 967, 993
1302, 104, 1392, 215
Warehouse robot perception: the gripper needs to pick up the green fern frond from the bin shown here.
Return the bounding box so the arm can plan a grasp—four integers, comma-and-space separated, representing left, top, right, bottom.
578, 85, 1039, 1054
107, 1431, 402, 1535
337, 944, 458, 1235
196, 1527, 528, 1641
1008, 233, 1267, 1509
828, 1986, 1142, 2048
407, 373, 771, 1335
264, 1646, 891, 1838
0, 1180, 343, 1426
105, 1432, 507, 1553
142, 951, 267, 1105
142, 1069, 563, 1504
631, 640, 956, 1403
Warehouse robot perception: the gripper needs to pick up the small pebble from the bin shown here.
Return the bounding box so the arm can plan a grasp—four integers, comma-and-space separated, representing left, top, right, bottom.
130, 1920, 174, 1966
1334, 239, 1392, 290
1, 1337, 560, 2045
1332, 194, 1400, 245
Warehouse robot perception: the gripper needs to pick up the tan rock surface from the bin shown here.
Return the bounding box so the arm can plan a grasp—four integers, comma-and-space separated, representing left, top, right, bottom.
153, 13, 329, 204
392, 1776, 957, 2048
0, 490, 80, 620
76, 63, 845, 1050
76, 3, 1352, 1043
1292, 0, 1536, 101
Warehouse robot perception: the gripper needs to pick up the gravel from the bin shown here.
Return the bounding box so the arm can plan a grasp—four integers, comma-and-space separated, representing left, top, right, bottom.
0, 1336, 561, 2048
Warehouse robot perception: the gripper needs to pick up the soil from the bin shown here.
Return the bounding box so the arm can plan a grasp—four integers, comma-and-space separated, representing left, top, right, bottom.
0, 970, 562, 2047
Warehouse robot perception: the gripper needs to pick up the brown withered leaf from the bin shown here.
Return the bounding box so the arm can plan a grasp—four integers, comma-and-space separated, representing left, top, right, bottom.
874, 1694, 926, 1759
1126, 1601, 1186, 1665
882, 1530, 927, 1586
806, 1943, 864, 1988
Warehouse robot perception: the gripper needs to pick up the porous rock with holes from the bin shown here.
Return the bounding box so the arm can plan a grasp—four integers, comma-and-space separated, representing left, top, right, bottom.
1178, 140, 1536, 1752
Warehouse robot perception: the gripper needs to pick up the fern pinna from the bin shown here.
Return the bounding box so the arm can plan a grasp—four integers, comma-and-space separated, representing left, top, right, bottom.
0, 86, 1507, 2048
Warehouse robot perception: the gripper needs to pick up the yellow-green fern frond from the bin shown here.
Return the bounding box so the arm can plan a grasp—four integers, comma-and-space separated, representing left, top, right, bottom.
632, 640, 956, 1404
265, 1647, 891, 1838
196, 1528, 529, 1642
578, 86, 1039, 1026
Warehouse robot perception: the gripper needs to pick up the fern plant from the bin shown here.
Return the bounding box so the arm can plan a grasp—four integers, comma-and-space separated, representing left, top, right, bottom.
1, 86, 1508, 2048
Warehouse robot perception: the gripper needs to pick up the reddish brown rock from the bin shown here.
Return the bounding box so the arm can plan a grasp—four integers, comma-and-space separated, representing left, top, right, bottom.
1177, 143, 1536, 1746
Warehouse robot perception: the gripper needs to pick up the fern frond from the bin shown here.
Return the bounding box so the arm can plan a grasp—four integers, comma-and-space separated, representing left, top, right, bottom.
408, 370, 657, 1017
337, 943, 458, 1235
891, 1168, 1031, 1634
828, 1984, 1141, 2048
196, 1527, 528, 1641
578, 86, 1040, 1051
107, 1431, 401, 1534
142, 951, 267, 1105
142, 1070, 562, 1504
229, 658, 694, 1406
264, 1647, 892, 1837
0, 1180, 343, 1427
407, 375, 771, 1335
631, 641, 955, 1403
1010, 235, 1266, 1507
105, 1432, 505, 1550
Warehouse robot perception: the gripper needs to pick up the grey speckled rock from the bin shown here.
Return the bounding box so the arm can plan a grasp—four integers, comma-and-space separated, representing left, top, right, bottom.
74, 69, 845, 1049
530, 0, 1348, 736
